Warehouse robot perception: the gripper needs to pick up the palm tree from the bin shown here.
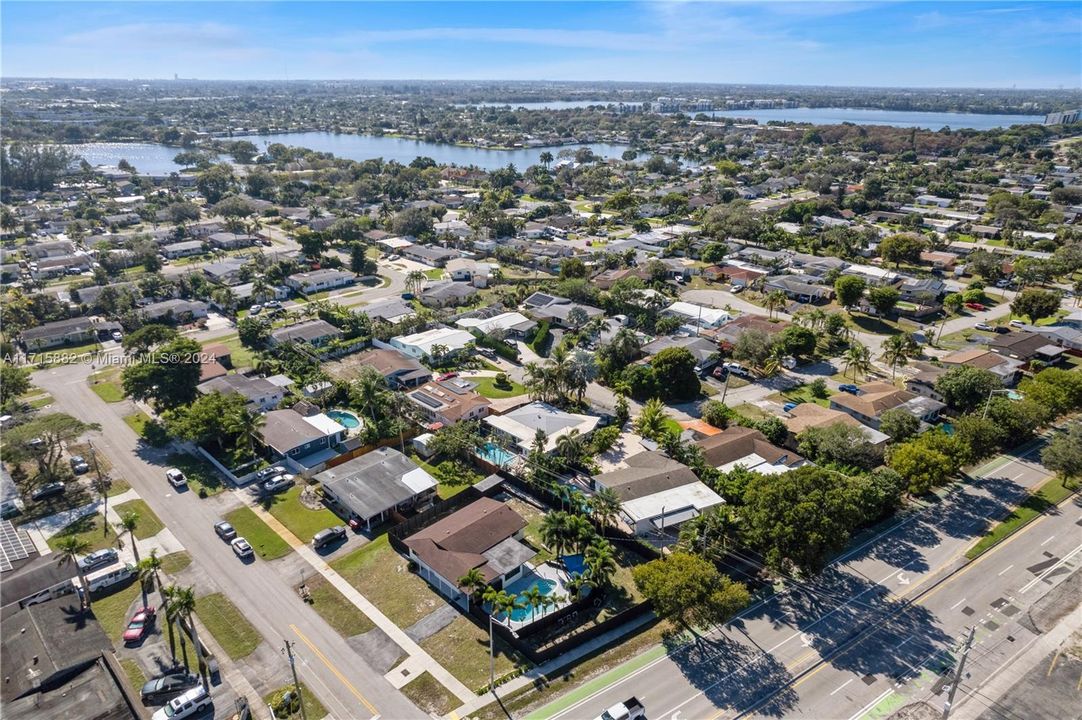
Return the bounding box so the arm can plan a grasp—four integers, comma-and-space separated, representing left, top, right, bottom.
522, 585, 545, 622
882, 334, 912, 379
634, 398, 670, 442
457, 569, 487, 611
405, 270, 427, 296
55, 536, 92, 611
540, 511, 573, 558
842, 342, 872, 381
480, 587, 524, 690
566, 514, 595, 554
589, 487, 621, 534
555, 429, 586, 469
118, 510, 141, 565
585, 539, 618, 588
765, 290, 788, 320
136, 549, 162, 617
167, 586, 207, 688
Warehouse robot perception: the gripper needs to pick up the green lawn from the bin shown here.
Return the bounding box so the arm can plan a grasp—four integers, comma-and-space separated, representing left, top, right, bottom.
424, 268, 445, 280
420, 615, 523, 693
662, 417, 683, 437
202, 334, 256, 369
303, 575, 375, 637
767, 383, 832, 408
265, 682, 327, 720
196, 593, 262, 660
329, 534, 445, 628
400, 671, 458, 717
160, 551, 192, 575
733, 403, 770, 422
263, 485, 342, 542
471, 376, 527, 399
119, 658, 146, 692
48, 513, 119, 553
222, 506, 291, 560
166, 454, 226, 497
91, 581, 142, 642
122, 411, 152, 437
966, 474, 1080, 559
28, 394, 55, 408
89, 368, 126, 403
113, 499, 164, 539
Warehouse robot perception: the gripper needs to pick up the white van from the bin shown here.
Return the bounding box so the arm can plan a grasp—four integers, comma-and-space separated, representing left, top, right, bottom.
79, 562, 136, 593
152, 685, 210, 720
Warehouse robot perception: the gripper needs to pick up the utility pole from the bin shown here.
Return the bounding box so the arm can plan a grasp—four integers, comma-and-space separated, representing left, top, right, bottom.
283, 640, 309, 720
941, 626, 975, 720
89, 441, 108, 537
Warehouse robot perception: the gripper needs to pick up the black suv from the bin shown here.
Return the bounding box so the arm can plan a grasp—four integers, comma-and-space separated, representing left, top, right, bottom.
140, 673, 200, 705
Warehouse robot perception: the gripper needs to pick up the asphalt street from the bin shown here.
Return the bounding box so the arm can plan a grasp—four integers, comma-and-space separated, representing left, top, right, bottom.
32, 354, 425, 720
533, 441, 1078, 720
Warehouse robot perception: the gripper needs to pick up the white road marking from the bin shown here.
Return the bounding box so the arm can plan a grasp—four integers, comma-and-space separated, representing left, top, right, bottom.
830, 678, 854, 696
847, 689, 893, 720
1020, 542, 1082, 593
950, 598, 967, 610
997, 564, 1014, 576
1041, 535, 1056, 546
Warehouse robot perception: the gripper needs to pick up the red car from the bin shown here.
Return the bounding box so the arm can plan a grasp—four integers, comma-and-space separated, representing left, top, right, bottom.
122, 606, 156, 643
964, 302, 986, 311
437, 372, 458, 381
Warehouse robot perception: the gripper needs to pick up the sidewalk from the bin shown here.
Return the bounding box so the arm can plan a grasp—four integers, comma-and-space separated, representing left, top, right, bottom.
240, 493, 477, 704
446, 610, 657, 720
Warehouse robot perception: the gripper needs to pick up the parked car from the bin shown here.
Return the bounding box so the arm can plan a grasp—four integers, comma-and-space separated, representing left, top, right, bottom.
69, 455, 90, 474
213, 521, 237, 541
995, 279, 1010, 288
165, 468, 187, 489
77, 548, 119, 572
140, 673, 200, 706
731, 284, 745, 293
123, 606, 157, 643
111, 330, 124, 342
974, 322, 993, 332
838, 384, 861, 395
964, 302, 986, 311
261, 474, 295, 494
231, 537, 254, 559
477, 347, 496, 359
249, 304, 263, 315
437, 372, 459, 381
254, 465, 286, 482
30, 482, 65, 501
993, 325, 1010, 334
783, 401, 801, 412
1010, 319, 1025, 327
151, 685, 210, 720
712, 366, 728, 379
264, 300, 281, 309
313, 526, 347, 550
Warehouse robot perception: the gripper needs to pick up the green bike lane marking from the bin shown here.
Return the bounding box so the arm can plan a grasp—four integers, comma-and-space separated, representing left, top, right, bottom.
524, 644, 668, 720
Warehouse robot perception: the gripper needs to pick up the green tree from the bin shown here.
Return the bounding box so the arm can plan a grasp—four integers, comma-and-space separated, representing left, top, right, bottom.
428, 421, 483, 463
392, 207, 435, 238
878, 233, 926, 268
834, 275, 867, 311
457, 568, 487, 611
1010, 288, 1061, 324
732, 328, 773, 369
166, 585, 207, 688
650, 347, 701, 401
879, 408, 919, 442
701, 400, 733, 429
237, 316, 270, 349
1041, 422, 1082, 482
162, 391, 252, 453
953, 413, 1005, 463
632, 551, 749, 632
882, 333, 915, 379
634, 398, 672, 442
797, 423, 883, 469
888, 439, 955, 495
121, 337, 204, 409
741, 466, 862, 575
773, 325, 817, 358
195, 164, 234, 204
867, 286, 901, 316
0, 362, 31, 407
55, 535, 92, 611
588, 487, 622, 533
122, 324, 179, 355
934, 366, 1000, 413
1, 413, 99, 484
842, 342, 872, 380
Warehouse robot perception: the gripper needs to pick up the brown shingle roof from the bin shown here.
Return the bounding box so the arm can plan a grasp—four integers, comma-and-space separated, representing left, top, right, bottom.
695, 426, 802, 467
783, 404, 864, 435
829, 382, 915, 418
404, 498, 526, 584
593, 452, 700, 502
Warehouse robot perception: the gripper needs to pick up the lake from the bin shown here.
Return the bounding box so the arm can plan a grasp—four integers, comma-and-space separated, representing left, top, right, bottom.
699, 107, 1044, 130
65, 133, 629, 174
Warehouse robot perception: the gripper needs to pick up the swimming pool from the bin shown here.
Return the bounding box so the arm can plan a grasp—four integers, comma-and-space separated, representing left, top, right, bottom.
326, 409, 361, 429
501, 576, 558, 622
477, 442, 516, 467
562, 554, 586, 577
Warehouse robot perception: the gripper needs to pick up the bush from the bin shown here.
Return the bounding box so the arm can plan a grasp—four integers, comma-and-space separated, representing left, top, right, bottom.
494, 372, 511, 388
475, 333, 518, 362
590, 425, 621, 453
528, 321, 552, 356
809, 378, 829, 399
701, 400, 733, 429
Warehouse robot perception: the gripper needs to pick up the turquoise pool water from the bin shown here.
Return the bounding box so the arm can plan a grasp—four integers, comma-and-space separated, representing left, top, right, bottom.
327, 410, 361, 429
477, 442, 516, 467
500, 576, 558, 622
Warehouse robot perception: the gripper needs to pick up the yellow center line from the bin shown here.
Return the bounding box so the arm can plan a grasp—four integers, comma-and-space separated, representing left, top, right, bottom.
291, 623, 379, 717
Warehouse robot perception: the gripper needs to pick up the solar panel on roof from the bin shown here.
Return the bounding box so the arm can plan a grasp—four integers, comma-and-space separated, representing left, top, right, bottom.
0, 519, 37, 573
413, 393, 444, 409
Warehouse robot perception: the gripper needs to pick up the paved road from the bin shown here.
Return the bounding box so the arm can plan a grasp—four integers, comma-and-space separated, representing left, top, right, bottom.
32, 355, 424, 720
529, 441, 1077, 720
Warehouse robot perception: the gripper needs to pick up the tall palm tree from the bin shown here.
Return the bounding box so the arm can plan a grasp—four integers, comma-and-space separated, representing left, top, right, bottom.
136, 549, 162, 617
166, 586, 206, 687
585, 538, 618, 589
522, 585, 545, 622
842, 342, 872, 381
118, 511, 141, 565
589, 487, 622, 534
54, 536, 92, 611
480, 587, 524, 690
540, 511, 573, 559
405, 270, 427, 296
882, 334, 913, 379
634, 398, 670, 442
566, 514, 595, 554
765, 290, 788, 320
555, 429, 586, 469
457, 569, 486, 611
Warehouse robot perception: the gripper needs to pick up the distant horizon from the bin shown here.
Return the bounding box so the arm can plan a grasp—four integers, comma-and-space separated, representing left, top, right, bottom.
2, 2, 1078, 89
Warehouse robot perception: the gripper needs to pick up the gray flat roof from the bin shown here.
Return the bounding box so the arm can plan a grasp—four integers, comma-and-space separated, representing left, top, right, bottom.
316, 447, 436, 521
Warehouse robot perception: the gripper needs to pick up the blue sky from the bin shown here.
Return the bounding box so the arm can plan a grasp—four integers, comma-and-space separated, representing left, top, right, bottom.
2, 2, 1079, 88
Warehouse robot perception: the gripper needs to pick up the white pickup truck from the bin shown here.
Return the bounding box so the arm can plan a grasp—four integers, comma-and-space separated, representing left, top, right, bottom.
596, 697, 645, 720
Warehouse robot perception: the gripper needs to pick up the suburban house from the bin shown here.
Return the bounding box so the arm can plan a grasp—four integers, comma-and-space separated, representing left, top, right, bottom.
662, 301, 731, 331
592, 452, 724, 539
455, 311, 537, 339
139, 299, 209, 323
402, 244, 459, 267
919, 251, 959, 270
696, 426, 806, 474
762, 276, 833, 303
521, 293, 606, 328
207, 232, 257, 249
715, 315, 790, 346
25, 240, 74, 259
407, 379, 492, 428
316, 448, 438, 530
286, 269, 357, 294
987, 331, 1066, 365
484, 401, 600, 455
197, 374, 286, 412
346, 348, 431, 388
360, 297, 416, 324
30, 254, 93, 279
161, 240, 206, 259
842, 263, 899, 286
445, 258, 495, 287
419, 280, 478, 308
782, 404, 890, 449
707, 264, 767, 287
269, 319, 344, 348
941, 348, 1024, 386
386, 327, 475, 361
899, 278, 946, 302
828, 382, 946, 431
642, 336, 720, 374
403, 497, 533, 610
18, 317, 112, 351
259, 408, 347, 472
201, 258, 248, 285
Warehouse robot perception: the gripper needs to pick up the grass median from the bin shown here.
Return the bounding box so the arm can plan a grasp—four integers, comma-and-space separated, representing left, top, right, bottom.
400, 671, 457, 716
114, 499, 164, 538
966, 474, 1080, 559
301, 575, 374, 638
223, 506, 291, 560
196, 593, 262, 660
48, 513, 119, 553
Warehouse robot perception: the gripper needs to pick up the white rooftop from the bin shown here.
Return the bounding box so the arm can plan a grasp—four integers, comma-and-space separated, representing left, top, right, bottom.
620, 482, 724, 523
664, 301, 731, 327
485, 401, 600, 453
393, 327, 475, 355
456, 312, 533, 334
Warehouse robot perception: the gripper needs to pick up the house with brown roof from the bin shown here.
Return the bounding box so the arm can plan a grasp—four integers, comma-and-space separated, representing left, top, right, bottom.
828, 382, 945, 431
407, 379, 492, 428
403, 497, 533, 610
342, 347, 431, 388
986, 331, 1066, 365
782, 404, 890, 448
695, 426, 805, 475
714, 314, 790, 346
941, 348, 1023, 386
